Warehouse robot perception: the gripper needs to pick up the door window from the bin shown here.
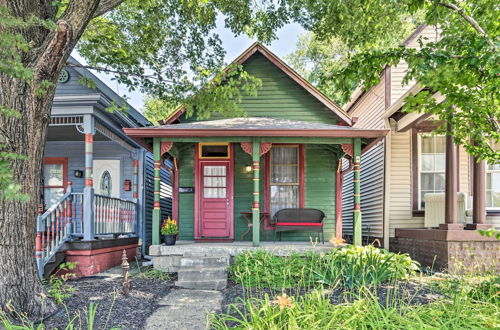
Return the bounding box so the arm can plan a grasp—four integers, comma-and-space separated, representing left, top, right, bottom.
203, 165, 227, 198
43, 158, 67, 207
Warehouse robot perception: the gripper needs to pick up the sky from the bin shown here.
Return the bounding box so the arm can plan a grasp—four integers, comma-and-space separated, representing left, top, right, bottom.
73, 19, 305, 111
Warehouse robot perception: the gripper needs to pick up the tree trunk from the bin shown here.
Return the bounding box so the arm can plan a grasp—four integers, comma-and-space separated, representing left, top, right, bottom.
0, 74, 58, 318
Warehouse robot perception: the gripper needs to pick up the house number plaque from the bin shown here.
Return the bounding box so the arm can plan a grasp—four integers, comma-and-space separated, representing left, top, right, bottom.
179, 187, 194, 193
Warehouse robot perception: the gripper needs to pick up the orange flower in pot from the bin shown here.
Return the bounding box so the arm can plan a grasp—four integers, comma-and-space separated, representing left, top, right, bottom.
161, 217, 179, 246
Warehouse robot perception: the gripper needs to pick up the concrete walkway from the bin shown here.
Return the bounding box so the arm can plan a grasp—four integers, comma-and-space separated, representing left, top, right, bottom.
145, 288, 223, 329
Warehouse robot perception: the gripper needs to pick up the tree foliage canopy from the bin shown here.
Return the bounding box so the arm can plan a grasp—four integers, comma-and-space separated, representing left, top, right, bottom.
287, 0, 499, 162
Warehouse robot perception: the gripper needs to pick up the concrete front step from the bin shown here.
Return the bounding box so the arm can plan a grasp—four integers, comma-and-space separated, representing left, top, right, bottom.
180, 255, 229, 268
175, 279, 227, 290
177, 267, 227, 282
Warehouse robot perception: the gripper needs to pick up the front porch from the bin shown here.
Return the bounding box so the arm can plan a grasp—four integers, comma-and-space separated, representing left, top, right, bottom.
125, 117, 389, 250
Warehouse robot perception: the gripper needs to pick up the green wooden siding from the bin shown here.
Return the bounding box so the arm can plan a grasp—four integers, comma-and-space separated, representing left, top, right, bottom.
177, 143, 195, 240
180, 53, 340, 125
176, 143, 340, 242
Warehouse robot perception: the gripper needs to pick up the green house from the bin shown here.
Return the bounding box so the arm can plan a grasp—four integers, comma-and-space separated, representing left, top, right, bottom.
125, 43, 387, 247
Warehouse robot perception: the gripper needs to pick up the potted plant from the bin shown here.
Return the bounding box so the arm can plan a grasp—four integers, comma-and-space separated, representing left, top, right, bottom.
161, 217, 178, 246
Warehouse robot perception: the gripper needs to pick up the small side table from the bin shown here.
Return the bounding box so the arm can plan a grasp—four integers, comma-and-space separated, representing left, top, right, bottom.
240, 212, 269, 241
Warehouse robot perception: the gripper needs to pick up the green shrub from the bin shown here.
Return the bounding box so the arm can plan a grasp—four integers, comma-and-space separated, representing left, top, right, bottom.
210, 286, 499, 329
229, 245, 419, 289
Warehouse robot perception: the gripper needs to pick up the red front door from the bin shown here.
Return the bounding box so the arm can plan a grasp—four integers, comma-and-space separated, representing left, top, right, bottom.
199, 161, 233, 238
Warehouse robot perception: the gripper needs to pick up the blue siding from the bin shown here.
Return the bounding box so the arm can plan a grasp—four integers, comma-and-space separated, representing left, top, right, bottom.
44, 141, 135, 200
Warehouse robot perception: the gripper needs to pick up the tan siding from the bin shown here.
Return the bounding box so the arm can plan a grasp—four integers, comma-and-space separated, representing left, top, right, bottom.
350, 79, 386, 129
459, 146, 470, 194
405, 26, 441, 49
390, 63, 411, 105
388, 130, 424, 237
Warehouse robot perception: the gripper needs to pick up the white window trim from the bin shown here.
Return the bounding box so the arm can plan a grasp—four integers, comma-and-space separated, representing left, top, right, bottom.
486, 162, 500, 210
417, 133, 446, 210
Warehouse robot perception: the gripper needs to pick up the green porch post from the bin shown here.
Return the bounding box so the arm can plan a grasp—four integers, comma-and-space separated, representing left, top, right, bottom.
153, 138, 161, 245
353, 138, 362, 246
252, 138, 260, 246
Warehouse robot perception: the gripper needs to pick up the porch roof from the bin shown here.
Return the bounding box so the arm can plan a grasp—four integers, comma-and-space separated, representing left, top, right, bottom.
123, 117, 389, 139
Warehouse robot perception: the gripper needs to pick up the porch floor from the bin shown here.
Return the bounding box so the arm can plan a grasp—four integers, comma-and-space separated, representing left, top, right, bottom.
149, 240, 336, 257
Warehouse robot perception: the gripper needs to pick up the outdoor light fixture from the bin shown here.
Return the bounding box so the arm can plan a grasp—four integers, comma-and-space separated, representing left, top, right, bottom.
244, 164, 252, 173
74, 170, 84, 178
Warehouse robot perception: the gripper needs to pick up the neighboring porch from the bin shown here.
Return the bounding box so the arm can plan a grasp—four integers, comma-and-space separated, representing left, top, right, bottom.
386, 114, 500, 271
37, 114, 143, 277
124, 117, 389, 249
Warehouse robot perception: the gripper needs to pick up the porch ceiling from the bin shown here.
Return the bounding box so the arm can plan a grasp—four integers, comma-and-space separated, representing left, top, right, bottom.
47, 125, 109, 142
123, 117, 389, 139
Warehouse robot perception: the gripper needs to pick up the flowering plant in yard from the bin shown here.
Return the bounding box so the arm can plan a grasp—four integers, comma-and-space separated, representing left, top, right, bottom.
160, 217, 178, 235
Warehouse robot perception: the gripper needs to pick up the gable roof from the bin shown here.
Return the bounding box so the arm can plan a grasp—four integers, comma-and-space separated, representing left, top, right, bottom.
162, 42, 352, 126
64, 57, 152, 128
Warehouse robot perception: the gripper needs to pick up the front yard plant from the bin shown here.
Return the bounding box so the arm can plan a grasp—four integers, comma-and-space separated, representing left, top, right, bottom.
218, 246, 499, 329
229, 245, 419, 290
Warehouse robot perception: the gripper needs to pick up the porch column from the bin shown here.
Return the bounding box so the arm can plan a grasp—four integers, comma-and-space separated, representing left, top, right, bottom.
133, 155, 139, 200
353, 138, 362, 246
466, 149, 491, 230
152, 138, 161, 245
439, 121, 462, 230
83, 115, 95, 240
252, 138, 260, 247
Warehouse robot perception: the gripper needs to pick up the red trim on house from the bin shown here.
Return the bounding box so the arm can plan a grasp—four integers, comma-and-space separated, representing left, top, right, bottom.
43, 158, 69, 206
276, 222, 322, 226
194, 143, 234, 239
123, 128, 389, 138
299, 144, 306, 208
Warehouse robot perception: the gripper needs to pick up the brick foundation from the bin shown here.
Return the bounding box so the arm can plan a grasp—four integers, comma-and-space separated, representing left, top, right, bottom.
390, 229, 499, 273
65, 238, 139, 277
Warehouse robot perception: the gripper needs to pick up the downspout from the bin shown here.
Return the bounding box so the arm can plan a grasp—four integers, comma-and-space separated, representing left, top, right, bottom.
383, 120, 392, 250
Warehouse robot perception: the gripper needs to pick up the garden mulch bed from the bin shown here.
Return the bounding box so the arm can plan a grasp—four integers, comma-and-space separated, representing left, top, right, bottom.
221, 279, 444, 321
43, 273, 176, 329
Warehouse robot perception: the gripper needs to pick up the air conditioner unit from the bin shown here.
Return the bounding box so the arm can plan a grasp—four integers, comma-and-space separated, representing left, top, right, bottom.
423, 192, 468, 228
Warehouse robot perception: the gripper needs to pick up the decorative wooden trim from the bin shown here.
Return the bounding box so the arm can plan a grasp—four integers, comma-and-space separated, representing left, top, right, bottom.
336, 160, 343, 239
160, 141, 173, 156
341, 144, 354, 158
240, 142, 272, 156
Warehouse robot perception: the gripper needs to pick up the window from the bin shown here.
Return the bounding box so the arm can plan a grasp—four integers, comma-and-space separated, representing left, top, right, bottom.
100, 170, 112, 196
269, 145, 301, 216
203, 165, 227, 198
486, 141, 500, 209
199, 143, 229, 159
43, 158, 68, 207
418, 134, 446, 209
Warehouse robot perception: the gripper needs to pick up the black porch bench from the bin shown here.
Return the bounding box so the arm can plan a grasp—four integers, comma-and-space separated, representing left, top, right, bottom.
273, 208, 326, 243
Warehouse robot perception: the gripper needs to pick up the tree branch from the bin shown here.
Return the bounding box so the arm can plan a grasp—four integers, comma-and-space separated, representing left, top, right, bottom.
438, 2, 496, 49
65, 63, 174, 82
92, 0, 127, 18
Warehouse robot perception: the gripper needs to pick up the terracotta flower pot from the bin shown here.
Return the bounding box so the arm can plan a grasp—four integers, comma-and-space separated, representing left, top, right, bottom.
163, 234, 177, 246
